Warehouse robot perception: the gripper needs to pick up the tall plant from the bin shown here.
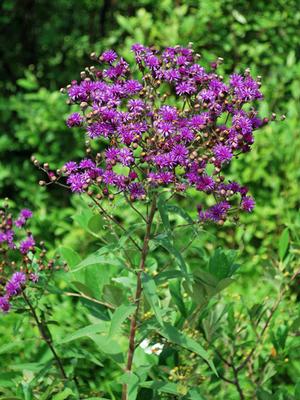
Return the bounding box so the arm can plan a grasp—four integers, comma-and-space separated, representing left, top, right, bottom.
24, 43, 280, 398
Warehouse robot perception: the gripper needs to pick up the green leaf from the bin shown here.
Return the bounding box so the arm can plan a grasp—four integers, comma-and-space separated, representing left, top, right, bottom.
256, 388, 273, 400
158, 323, 216, 374
88, 214, 103, 235
188, 388, 206, 400
157, 195, 171, 236
294, 380, 300, 399
142, 272, 163, 326
154, 270, 184, 284
208, 248, 238, 280
155, 236, 189, 282
72, 249, 122, 272
59, 247, 81, 269
89, 334, 124, 363
60, 322, 108, 344
85, 398, 110, 400
166, 205, 194, 225
103, 284, 126, 307
52, 388, 74, 400
109, 304, 135, 337
119, 372, 139, 400
278, 228, 289, 260
139, 381, 180, 395
169, 280, 187, 317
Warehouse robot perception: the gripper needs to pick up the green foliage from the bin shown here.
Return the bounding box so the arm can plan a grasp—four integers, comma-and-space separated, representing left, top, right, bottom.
1, 0, 299, 399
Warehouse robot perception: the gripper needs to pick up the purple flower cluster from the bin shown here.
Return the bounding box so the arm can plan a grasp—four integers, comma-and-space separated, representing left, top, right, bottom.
0, 272, 27, 312
39, 44, 274, 223
0, 204, 60, 313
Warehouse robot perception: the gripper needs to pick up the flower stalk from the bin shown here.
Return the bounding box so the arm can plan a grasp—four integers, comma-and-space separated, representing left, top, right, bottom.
122, 194, 157, 400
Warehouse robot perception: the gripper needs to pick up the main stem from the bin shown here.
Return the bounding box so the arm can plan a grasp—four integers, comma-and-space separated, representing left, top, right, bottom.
22, 291, 67, 380
122, 195, 157, 400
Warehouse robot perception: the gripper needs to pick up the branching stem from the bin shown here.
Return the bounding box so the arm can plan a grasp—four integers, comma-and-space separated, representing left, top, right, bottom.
122, 195, 157, 400
22, 291, 67, 380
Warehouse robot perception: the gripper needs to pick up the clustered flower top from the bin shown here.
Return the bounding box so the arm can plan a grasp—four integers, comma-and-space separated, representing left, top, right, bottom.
35, 43, 280, 223
0, 203, 63, 313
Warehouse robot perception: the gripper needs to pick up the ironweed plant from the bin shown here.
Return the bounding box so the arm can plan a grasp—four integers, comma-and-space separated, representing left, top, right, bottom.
29, 44, 286, 399
0, 201, 69, 381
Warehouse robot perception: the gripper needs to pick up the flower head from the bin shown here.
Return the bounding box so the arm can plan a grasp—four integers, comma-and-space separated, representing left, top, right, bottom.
37, 44, 271, 224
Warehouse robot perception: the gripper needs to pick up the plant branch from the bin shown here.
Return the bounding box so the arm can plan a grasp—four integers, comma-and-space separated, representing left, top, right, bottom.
64, 291, 115, 309
122, 194, 157, 400
88, 194, 143, 252
22, 291, 67, 380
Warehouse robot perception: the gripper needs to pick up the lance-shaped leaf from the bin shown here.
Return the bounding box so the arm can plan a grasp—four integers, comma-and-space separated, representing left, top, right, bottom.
155, 235, 190, 283
158, 323, 216, 375
157, 195, 171, 236
142, 272, 163, 326
109, 304, 136, 338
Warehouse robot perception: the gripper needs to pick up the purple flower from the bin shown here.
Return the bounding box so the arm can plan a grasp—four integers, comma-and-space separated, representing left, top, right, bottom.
52, 43, 269, 223
101, 49, 118, 64
128, 183, 145, 199
213, 144, 233, 164
148, 171, 174, 185
6, 272, 26, 297
66, 112, 84, 128
64, 161, 78, 173
29, 273, 39, 283
195, 175, 215, 192
128, 99, 145, 114
164, 69, 181, 82
19, 236, 35, 254
67, 173, 88, 193
175, 81, 197, 95
159, 106, 178, 122
171, 144, 189, 165
79, 159, 96, 169
20, 209, 32, 219
241, 196, 255, 212
0, 296, 10, 313
118, 148, 134, 166
105, 147, 120, 163
200, 201, 231, 222
87, 122, 114, 138
123, 80, 143, 95
0, 229, 15, 248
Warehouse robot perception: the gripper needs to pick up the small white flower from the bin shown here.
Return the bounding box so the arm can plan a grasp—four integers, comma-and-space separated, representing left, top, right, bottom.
140, 338, 164, 355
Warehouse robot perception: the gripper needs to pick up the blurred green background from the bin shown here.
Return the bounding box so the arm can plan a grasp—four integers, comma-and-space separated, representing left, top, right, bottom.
0, 0, 300, 398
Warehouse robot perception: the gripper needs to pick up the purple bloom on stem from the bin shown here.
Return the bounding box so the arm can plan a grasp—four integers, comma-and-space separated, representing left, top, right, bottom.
19, 236, 35, 254
213, 144, 233, 164
79, 159, 96, 169
164, 69, 181, 82
195, 175, 215, 192
101, 49, 118, 64
159, 106, 178, 122
0, 296, 10, 313
66, 112, 83, 128
118, 148, 134, 166
201, 201, 231, 222
128, 99, 145, 114
241, 196, 255, 212
20, 209, 32, 219
123, 80, 143, 95
29, 273, 39, 283
64, 161, 78, 173
128, 183, 145, 199
105, 147, 120, 163
50, 43, 271, 223
67, 173, 87, 193
6, 272, 26, 297
175, 81, 196, 95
